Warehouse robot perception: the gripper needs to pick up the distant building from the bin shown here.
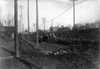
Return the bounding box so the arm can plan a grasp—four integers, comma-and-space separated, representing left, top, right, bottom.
1, 26, 14, 39
49, 26, 59, 32
56, 26, 71, 32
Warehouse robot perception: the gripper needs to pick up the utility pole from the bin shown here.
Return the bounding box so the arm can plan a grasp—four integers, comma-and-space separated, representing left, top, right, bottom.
14, 0, 19, 57
43, 18, 46, 32
50, 19, 53, 33
70, 0, 77, 28
19, 5, 23, 24
57, 23, 60, 28
27, 0, 30, 40
19, 5, 24, 32
33, 23, 36, 32
51, 19, 53, 27
36, 0, 39, 48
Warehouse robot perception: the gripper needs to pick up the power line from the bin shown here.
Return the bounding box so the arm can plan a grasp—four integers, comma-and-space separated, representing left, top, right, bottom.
39, 5, 72, 27
53, 0, 87, 22
39, 0, 87, 28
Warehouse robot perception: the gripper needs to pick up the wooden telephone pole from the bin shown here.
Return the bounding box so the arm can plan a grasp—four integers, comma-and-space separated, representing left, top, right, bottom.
19, 5, 23, 24
19, 5, 24, 32
14, 0, 19, 57
51, 19, 53, 28
27, 0, 30, 40
33, 23, 36, 32
70, 0, 77, 28
36, 0, 39, 48
43, 18, 46, 32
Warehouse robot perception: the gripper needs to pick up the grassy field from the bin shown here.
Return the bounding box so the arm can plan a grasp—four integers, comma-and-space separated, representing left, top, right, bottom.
0, 40, 99, 69
0, 27, 99, 69
19, 38, 99, 69
18, 28, 99, 69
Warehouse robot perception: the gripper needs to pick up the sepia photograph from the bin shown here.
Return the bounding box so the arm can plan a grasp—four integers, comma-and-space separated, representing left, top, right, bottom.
0, 0, 99, 69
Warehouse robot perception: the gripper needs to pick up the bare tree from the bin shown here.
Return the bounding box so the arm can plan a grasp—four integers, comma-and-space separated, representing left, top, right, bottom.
4, 14, 14, 26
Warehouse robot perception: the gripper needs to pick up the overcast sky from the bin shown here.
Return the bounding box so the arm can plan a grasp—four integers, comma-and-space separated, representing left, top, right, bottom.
0, 0, 99, 31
